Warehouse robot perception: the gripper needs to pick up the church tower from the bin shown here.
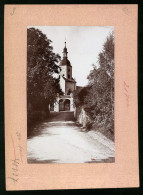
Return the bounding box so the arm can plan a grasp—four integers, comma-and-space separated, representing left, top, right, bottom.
51, 41, 76, 112
60, 41, 72, 80
59, 41, 76, 95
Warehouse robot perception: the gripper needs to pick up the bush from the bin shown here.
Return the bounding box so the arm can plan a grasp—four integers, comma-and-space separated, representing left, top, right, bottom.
27, 110, 47, 128
86, 121, 93, 131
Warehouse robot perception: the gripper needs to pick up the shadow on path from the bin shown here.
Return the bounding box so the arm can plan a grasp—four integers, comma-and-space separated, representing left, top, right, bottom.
48, 111, 75, 121
27, 112, 75, 139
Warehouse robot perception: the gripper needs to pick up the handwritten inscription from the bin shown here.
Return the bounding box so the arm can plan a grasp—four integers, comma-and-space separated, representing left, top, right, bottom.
8, 159, 19, 184
18, 146, 24, 163
124, 81, 129, 108
16, 132, 21, 141
122, 7, 129, 15
16, 132, 24, 163
10, 7, 16, 16
8, 132, 23, 184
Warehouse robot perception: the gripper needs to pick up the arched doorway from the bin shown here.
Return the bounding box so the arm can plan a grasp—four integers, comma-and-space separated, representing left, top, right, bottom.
59, 99, 70, 111
64, 99, 70, 111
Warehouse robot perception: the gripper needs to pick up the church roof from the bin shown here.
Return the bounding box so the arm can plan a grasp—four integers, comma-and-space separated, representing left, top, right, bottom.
60, 58, 71, 66
62, 76, 76, 83
60, 41, 72, 67
76, 86, 84, 92
74, 86, 90, 93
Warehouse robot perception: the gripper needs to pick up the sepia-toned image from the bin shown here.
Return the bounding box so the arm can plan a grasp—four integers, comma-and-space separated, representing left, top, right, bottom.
27, 26, 114, 163
4, 4, 139, 190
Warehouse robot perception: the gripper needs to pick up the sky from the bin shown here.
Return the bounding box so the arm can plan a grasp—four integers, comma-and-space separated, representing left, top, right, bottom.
28, 26, 114, 87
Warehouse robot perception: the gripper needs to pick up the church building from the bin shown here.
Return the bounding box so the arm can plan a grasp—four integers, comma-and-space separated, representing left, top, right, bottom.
51, 42, 76, 112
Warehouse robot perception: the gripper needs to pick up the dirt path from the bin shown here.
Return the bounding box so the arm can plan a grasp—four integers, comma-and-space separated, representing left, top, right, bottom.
27, 113, 114, 163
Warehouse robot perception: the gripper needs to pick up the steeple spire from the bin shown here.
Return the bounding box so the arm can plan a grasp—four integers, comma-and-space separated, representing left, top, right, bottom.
63, 40, 68, 58
65, 38, 66, 48
60, 40, 71, 67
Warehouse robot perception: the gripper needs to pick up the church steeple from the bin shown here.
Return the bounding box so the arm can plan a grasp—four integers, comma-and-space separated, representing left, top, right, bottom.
63, 41, 68, 58
60, 41, 71, 67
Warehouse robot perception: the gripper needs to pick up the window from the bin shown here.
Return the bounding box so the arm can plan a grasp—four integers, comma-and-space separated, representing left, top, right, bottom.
68, 74, 70, 79
68, 68, 70, 72
67, 89, 71, 95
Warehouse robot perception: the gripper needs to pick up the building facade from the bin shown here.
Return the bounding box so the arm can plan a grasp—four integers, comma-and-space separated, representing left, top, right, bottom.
51, 42, 76, 112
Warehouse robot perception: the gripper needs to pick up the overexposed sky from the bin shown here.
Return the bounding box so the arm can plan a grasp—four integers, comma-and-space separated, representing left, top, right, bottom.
29, 26, 114, 86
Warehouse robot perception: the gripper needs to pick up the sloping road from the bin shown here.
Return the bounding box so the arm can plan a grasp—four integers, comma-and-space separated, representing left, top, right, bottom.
27, 112, 114, 163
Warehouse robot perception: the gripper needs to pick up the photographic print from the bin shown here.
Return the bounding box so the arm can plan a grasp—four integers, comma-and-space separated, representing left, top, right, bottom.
5, 4, 138, 190
27, 26, 114, 163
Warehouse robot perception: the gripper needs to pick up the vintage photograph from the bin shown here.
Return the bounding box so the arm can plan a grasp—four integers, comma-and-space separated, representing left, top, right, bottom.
27, 26, 114, 163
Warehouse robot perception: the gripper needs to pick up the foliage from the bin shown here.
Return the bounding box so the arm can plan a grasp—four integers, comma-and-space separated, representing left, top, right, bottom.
86, 32, 114, 135
73, 87, 89, 107
74, 32, 114, 138
27, 28, 62, 124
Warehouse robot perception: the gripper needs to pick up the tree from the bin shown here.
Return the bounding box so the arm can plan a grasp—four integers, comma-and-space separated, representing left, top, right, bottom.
73, 32, 114, 138
73, 87, 89, 107
85, 32, 114, 135
27, 28, 62, 123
